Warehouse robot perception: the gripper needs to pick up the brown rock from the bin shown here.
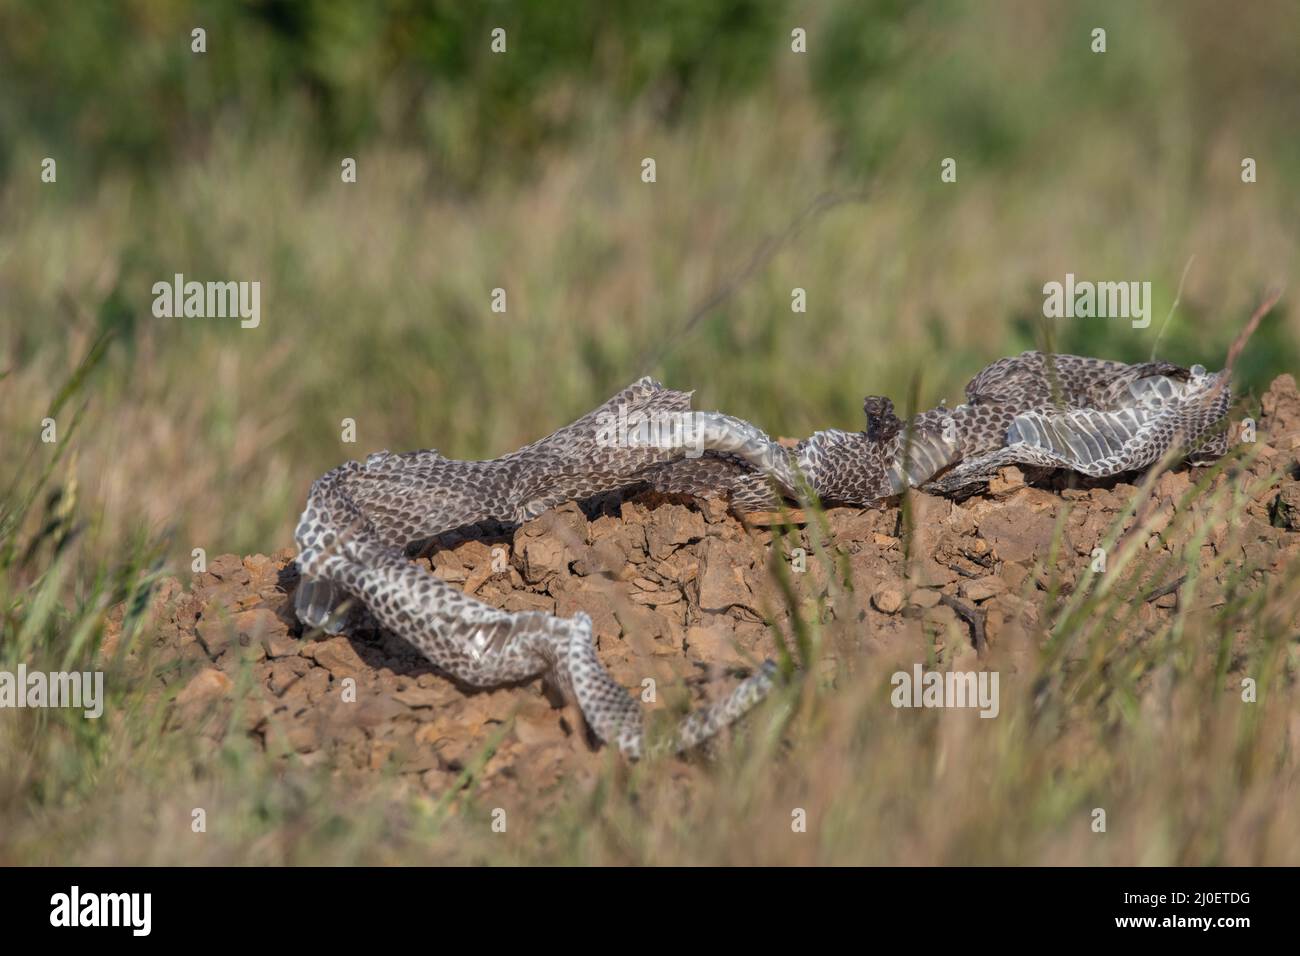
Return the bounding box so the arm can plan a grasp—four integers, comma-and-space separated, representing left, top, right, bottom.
393, 685, 444, 708
1273, 483, 1300, 531
1000, 562, 1031, 592
283, 720, 323, 754
988, 466, 1026, 496
629, 585, 684, 607
304, 637, 367, 680
685, 625, 745, 665
241, 553, 282, 592
1261, 374, 1300, 436
513, 705, 568, 746
174, 668, 236, 728
960, 576, 1007, 602
207, 553, 249, 583
262, 630, 301, 659
572, 537, 630, 577
908, 588, 942, 609
298, 667, 332, 704
266, 659, 310, 696
978, 507, 1057, 563
645, 503, 706, 560
502, 590, 556, 615
197, 606, 284, 660
430, 549, 468, 583
697, 538, 757, 613
518, 536, 569, 584
872, 587, 904, 614
176, 667, 233, 707
234, 607, 284, 638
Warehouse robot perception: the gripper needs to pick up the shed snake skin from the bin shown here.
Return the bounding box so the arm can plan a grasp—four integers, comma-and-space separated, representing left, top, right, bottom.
293, 352, 1230, 758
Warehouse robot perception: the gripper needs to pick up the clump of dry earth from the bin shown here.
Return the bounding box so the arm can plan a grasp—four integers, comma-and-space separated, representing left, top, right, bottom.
105, 376, 1300, 806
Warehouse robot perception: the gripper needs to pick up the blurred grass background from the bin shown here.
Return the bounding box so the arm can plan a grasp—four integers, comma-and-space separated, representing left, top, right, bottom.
1, 0, 1298, 864
1, 0, 1297, 568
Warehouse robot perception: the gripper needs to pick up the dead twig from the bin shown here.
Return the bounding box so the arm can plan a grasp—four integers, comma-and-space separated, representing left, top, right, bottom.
1144, 575, 1187, 604
1225, 286, 1284, 377
939, 592, 987, 655
639, 189, 872, 371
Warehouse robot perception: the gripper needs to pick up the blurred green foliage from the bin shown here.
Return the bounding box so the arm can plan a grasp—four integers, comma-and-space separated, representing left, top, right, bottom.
0, 0, 785, 187
1, 0, 1297, 561
4, 0, 1299, 200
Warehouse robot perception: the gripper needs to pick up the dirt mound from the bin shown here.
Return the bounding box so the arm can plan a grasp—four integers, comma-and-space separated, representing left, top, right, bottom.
109, 376, 1300, 805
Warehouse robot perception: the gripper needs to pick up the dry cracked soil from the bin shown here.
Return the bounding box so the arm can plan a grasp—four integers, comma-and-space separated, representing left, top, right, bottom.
105, 375, 1300, 807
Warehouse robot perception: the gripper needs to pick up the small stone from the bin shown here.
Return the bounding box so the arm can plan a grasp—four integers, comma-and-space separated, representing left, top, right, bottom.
420, 768, 455, 793
988, 467, 1026, 496
262, 630, 300, 659
206, 553, 249, 582
697, 538, 757, 613
645, 503, 706, 560
176, 668, 233, 708
393, 685, 443, 708
1273, 483, 1300, 531
283, 721, 322, 754
196, 607, 283, 659
960, 576, 1007, 602
908, 588, 942, 609
872, 587, 904, 614
305, 637, 367, 680
514, 710, 567, 746
701, 497, 730, 523
685, 625, 745, 665
630, 587, 683, 607
519, 536, 568, 583
572, 538, 629, 577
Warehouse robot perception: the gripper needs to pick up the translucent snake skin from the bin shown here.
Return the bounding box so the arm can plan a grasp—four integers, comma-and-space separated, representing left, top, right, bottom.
293, 352, 1231, 758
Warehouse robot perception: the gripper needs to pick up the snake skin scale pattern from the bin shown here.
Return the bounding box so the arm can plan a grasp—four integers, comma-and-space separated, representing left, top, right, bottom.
293, 351, 1232, 759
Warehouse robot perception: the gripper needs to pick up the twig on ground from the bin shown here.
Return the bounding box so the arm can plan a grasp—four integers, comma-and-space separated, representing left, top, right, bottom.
1144, 575, 1187, 603
939, 592, 987, 655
